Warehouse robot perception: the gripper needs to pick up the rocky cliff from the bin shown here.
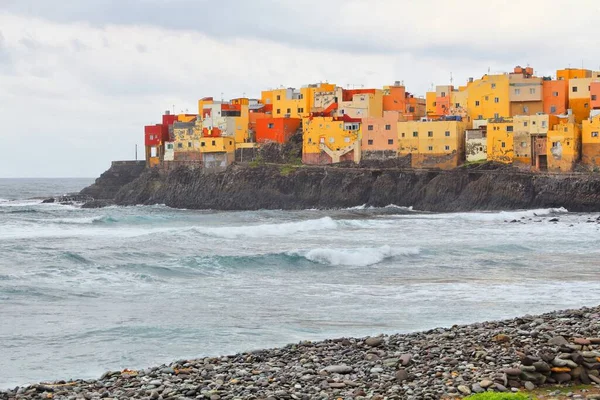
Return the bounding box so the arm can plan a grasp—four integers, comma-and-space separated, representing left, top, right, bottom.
79, 161, 600, 212
80, 161, 146, 201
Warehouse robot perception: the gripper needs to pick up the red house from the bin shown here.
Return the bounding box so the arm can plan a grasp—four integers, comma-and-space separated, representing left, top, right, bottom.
255, 117, 301, 143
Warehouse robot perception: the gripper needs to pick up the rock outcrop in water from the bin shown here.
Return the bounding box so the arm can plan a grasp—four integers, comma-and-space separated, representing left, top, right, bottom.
82, 161, 600, 212
80, 161, 146, 202
3, 306, 600, 399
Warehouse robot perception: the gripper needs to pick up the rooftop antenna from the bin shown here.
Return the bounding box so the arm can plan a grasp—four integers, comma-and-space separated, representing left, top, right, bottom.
172, 104, 175, 114
450, 72, 453, 85
488, 67, 491, 74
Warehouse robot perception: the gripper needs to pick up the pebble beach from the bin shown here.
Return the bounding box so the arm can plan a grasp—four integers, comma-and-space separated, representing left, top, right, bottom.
2, 305, 600, 400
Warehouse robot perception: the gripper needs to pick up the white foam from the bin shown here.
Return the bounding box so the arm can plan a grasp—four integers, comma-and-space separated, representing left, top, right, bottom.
53, 216, 104, 225
293, 245, 420, 267
384, 204, 414, 211
346, 204, 368, 210
398, 207, 568, 222
194, 217, 339, 239
0, 200, 41, 208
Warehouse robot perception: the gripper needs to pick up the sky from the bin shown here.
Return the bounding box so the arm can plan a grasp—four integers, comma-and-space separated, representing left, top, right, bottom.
1, 0, 599, 178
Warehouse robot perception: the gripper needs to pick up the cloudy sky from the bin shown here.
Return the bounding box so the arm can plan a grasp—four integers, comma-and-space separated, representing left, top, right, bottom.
1, 0, 599, 177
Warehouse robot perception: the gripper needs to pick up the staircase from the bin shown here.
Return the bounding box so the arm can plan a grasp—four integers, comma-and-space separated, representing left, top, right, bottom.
319, 140, 361, 163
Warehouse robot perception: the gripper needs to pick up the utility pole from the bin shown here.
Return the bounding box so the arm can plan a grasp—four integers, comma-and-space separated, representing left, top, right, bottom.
135, 144, 138, 161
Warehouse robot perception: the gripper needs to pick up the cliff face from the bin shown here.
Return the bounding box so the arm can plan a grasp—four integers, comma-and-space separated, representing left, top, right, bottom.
98, 163, 600, 212
80, 161, 146, 200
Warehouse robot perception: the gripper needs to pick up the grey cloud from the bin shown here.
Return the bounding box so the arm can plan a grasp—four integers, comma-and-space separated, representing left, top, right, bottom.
2, 0, 426, 55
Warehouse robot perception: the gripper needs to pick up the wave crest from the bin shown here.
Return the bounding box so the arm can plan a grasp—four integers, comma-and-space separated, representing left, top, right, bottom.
291, 245, 420, 267
193, 217, 339, 238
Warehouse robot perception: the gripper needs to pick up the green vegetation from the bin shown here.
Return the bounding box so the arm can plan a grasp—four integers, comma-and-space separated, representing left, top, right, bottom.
249, 155, 264, 168
464, 393, 532, 400
279, 165, 298, 176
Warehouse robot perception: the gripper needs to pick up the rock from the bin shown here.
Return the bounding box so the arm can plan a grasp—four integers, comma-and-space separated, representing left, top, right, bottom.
573, 337, 591, 345
365, 337, 384, 347
395, 369, 409, 382
479, 379, 493, 388
548, 336, 569, 346
457, 385, 471, 395
533, 361, 550, 372
322, 365, 352, 374
524, 381, 535, 391
399, 354, 412, 366
492, 334, 510, 343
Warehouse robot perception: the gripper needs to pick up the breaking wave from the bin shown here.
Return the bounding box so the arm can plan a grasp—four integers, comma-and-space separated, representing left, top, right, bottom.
399, 207, 568, 222
192, 217, 339, 238
290, 245, 421, 267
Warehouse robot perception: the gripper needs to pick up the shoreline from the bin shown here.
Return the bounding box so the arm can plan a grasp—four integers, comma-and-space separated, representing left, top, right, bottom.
3, 305, 600, 399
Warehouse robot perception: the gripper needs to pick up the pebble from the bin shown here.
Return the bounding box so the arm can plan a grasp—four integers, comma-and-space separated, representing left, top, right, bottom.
3, 305, 600, 400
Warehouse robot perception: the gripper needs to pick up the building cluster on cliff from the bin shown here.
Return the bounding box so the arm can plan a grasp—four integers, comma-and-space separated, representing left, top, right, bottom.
144, 66, 600, 172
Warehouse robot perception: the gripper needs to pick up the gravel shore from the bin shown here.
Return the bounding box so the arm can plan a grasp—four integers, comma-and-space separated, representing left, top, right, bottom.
2, 305, 600, 400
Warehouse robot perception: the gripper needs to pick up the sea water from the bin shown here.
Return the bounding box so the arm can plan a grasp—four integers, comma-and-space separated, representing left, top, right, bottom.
1, 178, 599, 388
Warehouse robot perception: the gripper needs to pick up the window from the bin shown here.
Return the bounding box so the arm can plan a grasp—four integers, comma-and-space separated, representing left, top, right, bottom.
368, 139, 373, 145
515, 89, 521, 95
524, 122, 528, 127
521, 142, 527, 148
593, 132, 599, 137
553, 91, 559, 97
494, 113, 500, 119
178, 143, 183, 148
485, 96, 489, 101
445, 145, 450, 151
507, 126, 514, 132
529, 88, 536, 94
478, 115, 483, 119
276, 95, 281, 100
201, 142, 205, 147
441, 91, 446, 97
523, 106, 529, 114
455, 103, 460, 108
475, 101, 480, 106
592, 95, 597, 101
276, 109, 281, 114
541, 121, 547, 128
409, 106, 415, 112
494, 97, 499, 103
552, 141, 559, 147
286, 108, 291, 114
491, 83, 496, 89
401, 132, 405, 138
413, 131, 418, 137
329, 137, 334, 143
344, 137, 350, 143
319, 137, 325, 143
573, 86, 578, 92
433, 102, 437, 106
388, 139, 394, 145
428, 131, 433, 137
167, 144, 173, 150
584, 103, 589, 108
267, 123, 274, 129
428, 146, 433, 151
188, 142, 192, 148
385, 124, 391, 130
298, 94, 303, 99
445, 131, 450, 137
550, 106, 557, 113
501, 142, 506, 148
298, 108, 304, 113
368, 125, 374, 131
212, 140, 216, 146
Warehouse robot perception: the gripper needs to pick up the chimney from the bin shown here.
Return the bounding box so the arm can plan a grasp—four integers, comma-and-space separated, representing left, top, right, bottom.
165, 110, 170, 115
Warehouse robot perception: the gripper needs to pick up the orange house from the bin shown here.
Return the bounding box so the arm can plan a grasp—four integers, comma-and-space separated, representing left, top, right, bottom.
383, 84, 406, 112
543, 80, 568, 115
255, 117, 301, 143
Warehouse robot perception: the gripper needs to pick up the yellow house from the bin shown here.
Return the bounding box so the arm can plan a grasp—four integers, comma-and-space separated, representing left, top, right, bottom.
426, 92, 437, 117
581, 112, 600, 168
302, 116, 361, 164
336, 89, 384, 119
397, 120, 420, 154
197, 97, 214, 117
556, 68, 592, 81
262, 83, 336, 119
450, 89, 469, 117
547, 120, 581, 172
397, 119, 468, 169
487, 118, 514, 164
199, 137, 236, 170
466, 74, 510, 121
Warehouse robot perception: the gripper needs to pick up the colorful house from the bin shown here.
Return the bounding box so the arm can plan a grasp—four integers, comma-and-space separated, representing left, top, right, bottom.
382, 83, 406, 112
465, 128, 487, 163
547, 117, 581, 172
255, 117, 301, 144
509, 67, 543, 116
582, 111, 600, 168
361, 111, 402, 160
397, 118, 468, 169
302, 116, 361, 164
568, 78, 593, 123
173, 120, 201, 161
543, 79, 568, 115
466, 73, 510, 121
487, 118, 514, 164
199, 137, 235, 171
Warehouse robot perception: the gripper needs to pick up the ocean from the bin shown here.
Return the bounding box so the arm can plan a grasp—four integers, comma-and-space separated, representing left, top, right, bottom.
1, 178, 599, 389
